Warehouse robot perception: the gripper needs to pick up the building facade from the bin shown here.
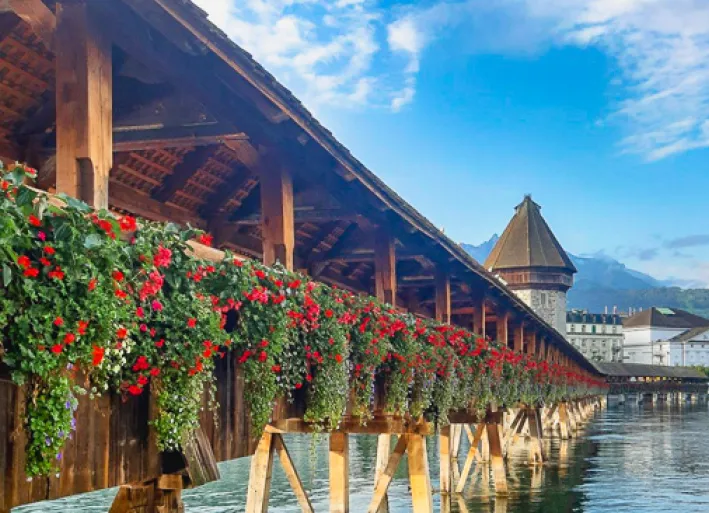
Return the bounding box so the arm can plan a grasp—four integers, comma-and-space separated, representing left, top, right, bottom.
567, 310, 623, 362
485, 195, 576, 336
623, 307, 709, 365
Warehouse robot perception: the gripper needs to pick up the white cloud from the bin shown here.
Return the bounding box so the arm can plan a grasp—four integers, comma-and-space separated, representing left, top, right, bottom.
191, 0, 413, 111
383, 0, 709, 160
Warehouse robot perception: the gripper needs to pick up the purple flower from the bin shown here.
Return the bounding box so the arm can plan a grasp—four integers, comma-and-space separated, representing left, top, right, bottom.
65, 401, 71, 410
70, 418, 76, 431
66, 363, 73, 371
45, 437, 51, 447
56, 452, 62, 461
58, 430, 64, 438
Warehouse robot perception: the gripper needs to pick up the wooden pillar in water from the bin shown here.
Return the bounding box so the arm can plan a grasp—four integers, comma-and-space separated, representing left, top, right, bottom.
245, 432, 276, 513
55, 0, 112, 208
329, 433, 350, 513
374, 227, 396, 512
260, 162, 294, 270
408, 435, 433, 513
486, 419, 507, 495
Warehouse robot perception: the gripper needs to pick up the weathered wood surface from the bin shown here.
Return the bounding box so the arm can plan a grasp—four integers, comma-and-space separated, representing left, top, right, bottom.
0, 351, 255, 512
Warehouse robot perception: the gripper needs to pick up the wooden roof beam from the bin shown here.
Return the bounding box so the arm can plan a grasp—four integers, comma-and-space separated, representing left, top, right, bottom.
0, 12, 21, 44
309, 222, 360, 277
152, 146, 214, 202
232, 208, 359, 226
5, 0, 55, 51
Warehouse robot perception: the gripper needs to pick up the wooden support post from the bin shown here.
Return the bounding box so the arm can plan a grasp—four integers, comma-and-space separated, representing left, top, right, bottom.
480, 425, 490, 462
513, 324, 524, 353
273, 434, 315, 513
374, 228, 397, 305
486, 421, 508, 495
407, 435, 433, 513
329, 433, 350, 513
440, 426, 452, 496
472, 304, 485, 336
55, 1, 112, 208
450, 425, 462, 486
456, 424, 485, 493
368, 436, 408, 513
374, 434, 391, 513
435, 270, 451, 324
246, 432, 276, 513
558, 403, 570, 440
527, 331, 537, 357
537, 338, 546, 361
260, 163, 294, 270
527, 408, 546, 464
374, 227, 396, 511
496, 311, 509, 347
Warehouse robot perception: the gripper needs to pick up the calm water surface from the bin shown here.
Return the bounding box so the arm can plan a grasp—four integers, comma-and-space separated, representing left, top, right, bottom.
15, 402, 709, 512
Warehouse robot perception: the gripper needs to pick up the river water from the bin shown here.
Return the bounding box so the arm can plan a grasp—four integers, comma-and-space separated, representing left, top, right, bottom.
15, 402, 709, 512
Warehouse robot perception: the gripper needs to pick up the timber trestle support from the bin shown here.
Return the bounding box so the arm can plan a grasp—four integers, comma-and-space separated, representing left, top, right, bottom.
237, 398, 604, 512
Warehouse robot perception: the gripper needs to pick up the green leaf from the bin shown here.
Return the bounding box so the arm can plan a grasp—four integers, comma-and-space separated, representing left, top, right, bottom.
57, 194, 91, 213
2, 264, 11, 287
84, 233, 103, 249
15, 187, 38, 208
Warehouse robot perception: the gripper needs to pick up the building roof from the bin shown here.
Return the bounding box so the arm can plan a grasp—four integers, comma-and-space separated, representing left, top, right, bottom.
484, 195, 577, 273
592, 362, 709, 380
623, 307, 709, 330
669, 326, 709, 343
567, 311, 623, 325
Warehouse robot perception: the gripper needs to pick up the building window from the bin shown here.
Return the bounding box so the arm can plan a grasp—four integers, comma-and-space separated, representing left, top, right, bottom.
569, 324, 575, 333
582, 325, 586, 333
612, 326, 617, 333
592, 325, 597, 334
541, 292, 547, 306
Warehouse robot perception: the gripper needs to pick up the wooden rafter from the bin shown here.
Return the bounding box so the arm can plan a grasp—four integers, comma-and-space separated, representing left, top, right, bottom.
309, 222, 360, 277
200, 162, 256, 220
6, 0, 55, 51
0, 12, 21, 44
152, 146, 214, 202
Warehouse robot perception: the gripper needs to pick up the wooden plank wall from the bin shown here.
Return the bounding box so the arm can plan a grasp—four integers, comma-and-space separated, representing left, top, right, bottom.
0, 352, 257, 511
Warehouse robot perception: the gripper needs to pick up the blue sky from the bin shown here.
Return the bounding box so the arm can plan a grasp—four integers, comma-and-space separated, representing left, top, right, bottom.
193, 0, 709, 287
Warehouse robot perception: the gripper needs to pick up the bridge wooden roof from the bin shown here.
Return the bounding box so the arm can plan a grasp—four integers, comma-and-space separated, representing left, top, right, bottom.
593, 362, 708, 381
0, 0, 597, 374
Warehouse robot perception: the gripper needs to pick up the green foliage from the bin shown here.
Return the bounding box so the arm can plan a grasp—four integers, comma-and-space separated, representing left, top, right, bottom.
0, 161, 606, 479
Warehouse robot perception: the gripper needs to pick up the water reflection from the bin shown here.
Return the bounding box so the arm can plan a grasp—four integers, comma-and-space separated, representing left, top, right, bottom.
14, 403, 709, 512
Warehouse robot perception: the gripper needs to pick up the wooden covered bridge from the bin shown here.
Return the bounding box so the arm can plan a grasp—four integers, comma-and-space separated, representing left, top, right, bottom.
0, 1, 604, 512
593, 362, 708, 401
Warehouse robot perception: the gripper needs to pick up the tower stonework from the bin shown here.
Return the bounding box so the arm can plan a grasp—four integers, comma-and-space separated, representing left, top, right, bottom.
484, 195, 576, 337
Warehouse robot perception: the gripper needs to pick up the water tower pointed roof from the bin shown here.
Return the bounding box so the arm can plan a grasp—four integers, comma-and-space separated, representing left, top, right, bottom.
484, 195, 577, 273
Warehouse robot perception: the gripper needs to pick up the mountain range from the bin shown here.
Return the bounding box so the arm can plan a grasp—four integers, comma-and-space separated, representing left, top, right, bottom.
462, 236, 709, 318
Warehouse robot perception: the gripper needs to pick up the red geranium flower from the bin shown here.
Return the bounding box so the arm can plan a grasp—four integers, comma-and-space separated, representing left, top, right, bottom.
50, 344, 62, 354
136, 307, 144, 318
44, 246, 55, 255
259, 351, 268, 362
128, 385, 143, 396
88, 278, 97, 291
198, 233, 213, 246
48, 267, 65, 280
112, 270, 124, 282
153, 246, 172, 268
272, 365, 281, 373
137, 375, 149, 386
28, 214, 41, 227
39, 257, 51, 267
37, 231, 46, 241
187, 318, 197, 328
92, 345, 105, 366
23, 267, 38, 277
78, 320, 89, 335
116, 327, 128, 339
17, 255, 31, 269
115, 289, 127, 299
150, 367, 160, 377
155, 339, 165, 348
119, 216, 137, 232
54, 317, 64, 327
63, 333, 75, 345
151, 300, 163, 312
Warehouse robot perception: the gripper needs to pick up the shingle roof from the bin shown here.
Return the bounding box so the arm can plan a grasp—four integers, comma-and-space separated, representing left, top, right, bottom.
669, 326, 709, 342
623, 307, 709, 330
484, 195, 576, 272
592, 362, 708, 380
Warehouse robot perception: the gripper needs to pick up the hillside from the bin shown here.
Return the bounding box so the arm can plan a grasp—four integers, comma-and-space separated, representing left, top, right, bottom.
463, 236, 709, 317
